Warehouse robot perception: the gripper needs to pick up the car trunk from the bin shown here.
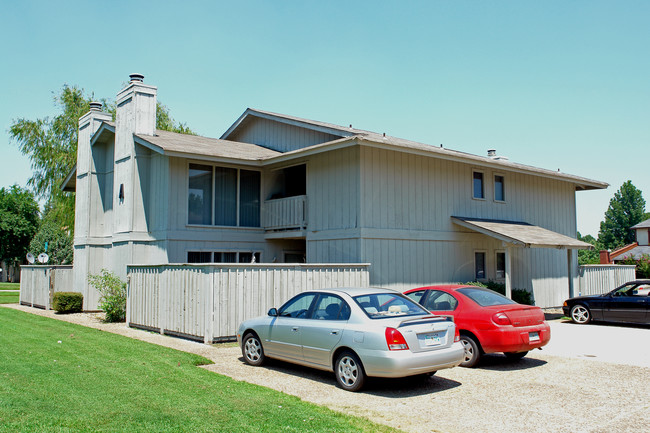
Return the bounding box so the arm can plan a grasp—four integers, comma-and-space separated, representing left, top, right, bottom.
490, 304, 545, 327
392, 316, 456, 353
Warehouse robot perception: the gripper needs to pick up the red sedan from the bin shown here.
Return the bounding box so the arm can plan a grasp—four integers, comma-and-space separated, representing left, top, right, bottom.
404, 285, 550, 367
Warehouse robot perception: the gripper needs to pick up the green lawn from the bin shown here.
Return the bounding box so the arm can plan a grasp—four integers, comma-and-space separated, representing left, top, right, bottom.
0, 308, 399, 433
0, 283, 20, 290
0, 292, 19, 304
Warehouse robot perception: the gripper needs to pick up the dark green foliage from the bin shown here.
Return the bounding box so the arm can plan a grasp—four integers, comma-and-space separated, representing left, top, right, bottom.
88, 269, 126, 322
619, 254, 650, 279
28, 205, 73, 265
577, 232, 602, 265
52, 292, 83, 313
464, 281, 534, 305
0, 185, 40, 269
598, 181, 647, 250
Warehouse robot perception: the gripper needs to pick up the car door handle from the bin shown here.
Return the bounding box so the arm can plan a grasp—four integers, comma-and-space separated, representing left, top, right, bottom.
331, 330, 340, 335
292, 327, 299, 332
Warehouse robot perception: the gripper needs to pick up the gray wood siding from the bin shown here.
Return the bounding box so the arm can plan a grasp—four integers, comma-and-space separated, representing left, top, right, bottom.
307, 146, 360, 232
357, 146, 580, 307
230, 117, 342, 153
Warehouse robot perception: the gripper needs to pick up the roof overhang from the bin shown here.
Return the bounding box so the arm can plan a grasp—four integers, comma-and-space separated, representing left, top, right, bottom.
451, 216, 593, 249
61, 164, 77, 192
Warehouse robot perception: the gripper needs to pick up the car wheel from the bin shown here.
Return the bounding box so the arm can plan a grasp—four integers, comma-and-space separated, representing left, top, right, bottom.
570, 304, 591, 324
335, 351, 365, 392
459, 334, 480, 368
504, 351, 528, 361
242, 333, 266, 366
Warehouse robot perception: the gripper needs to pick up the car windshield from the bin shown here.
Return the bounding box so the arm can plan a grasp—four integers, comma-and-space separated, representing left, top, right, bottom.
457, 287, 517, 307
353, 293, 430, 319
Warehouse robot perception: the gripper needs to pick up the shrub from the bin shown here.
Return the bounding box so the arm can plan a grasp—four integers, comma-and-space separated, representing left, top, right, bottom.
619, 254, 650, 279
52, 292, 83, 313
88, 269, 126, 322
463, 280, 534, 305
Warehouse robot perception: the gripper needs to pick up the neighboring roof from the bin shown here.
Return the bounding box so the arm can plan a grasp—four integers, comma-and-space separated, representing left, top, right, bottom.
451, 216, 593, 249
609, 242, 639, 260
613, 245, 650, 261
631, 218, 650, 229
134, 129, 281, 162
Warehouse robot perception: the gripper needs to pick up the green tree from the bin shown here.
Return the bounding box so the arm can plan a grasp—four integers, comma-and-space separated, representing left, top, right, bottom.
577, 232, 601, 265
0, 185, 40, 271
598, 181, 647, 250
10, 84, 195, 243
28, 205, 73, 265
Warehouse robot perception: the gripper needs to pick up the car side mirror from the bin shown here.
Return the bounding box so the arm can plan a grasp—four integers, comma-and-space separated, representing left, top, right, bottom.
268, 308, 278, 317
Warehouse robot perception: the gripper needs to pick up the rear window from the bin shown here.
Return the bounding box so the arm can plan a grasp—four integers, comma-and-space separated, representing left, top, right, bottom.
457, 287, 517, 307
353, 293, 429, 319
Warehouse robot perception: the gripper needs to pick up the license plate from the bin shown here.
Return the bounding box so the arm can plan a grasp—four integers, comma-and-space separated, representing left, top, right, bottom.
424, 333, 442, 346
529, 332, 540, 342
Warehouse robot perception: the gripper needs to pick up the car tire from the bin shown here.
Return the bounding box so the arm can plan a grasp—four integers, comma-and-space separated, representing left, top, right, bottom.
335, 351, 365, 392
504, 351, 528, 361
459, 334, 481, 368
242, 333, 266, 366
570, 304, 591, 324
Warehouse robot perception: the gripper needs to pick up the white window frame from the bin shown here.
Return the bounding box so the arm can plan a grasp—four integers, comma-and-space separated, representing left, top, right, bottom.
474, 250, 487, 280
186, 161, 262, 228
472, 170, 486, 201
494, 173, 506, 203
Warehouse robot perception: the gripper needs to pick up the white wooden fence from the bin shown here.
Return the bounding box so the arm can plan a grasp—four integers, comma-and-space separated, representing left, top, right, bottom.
126, 263, 370, 343
578, 264, 637, 296
19, 265, 75, 309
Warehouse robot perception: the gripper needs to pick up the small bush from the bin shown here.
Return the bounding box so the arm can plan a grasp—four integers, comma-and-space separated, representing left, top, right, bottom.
88, 269, 126, 322
52, 292, 83, 314
619, 254, 650, 278
463, 280, 534, 305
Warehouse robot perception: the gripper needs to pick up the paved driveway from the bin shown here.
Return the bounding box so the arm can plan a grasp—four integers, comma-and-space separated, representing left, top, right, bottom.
543, 319, 650, 368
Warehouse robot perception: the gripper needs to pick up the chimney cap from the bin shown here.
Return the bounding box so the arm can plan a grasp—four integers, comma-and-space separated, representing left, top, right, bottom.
89, 101, 102, 111
129, 73, 145, 82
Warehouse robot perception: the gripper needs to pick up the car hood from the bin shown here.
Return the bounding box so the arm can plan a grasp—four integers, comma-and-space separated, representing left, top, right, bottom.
566, 294, 606, 302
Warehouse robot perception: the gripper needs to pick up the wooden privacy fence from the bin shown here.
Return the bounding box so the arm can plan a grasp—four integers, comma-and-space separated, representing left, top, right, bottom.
126, 263, 370, 343
578, 264, 636, 296
19, 265, 74, 309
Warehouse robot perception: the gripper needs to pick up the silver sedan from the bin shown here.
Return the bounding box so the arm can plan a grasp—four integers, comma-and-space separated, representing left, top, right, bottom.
236, 287, 465, 391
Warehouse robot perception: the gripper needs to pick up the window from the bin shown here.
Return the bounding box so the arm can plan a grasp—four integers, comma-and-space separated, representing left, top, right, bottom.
494, 175, 505, 201
496, 252, 506, 279
458, 287, 516, 307
353, 293, 429, 319
187, 251, 260, 263
187, 251, 212, 263
188, 164, 212, 225
423, 290, 458, 311
279, 293, 318, 318
473, 171, 484, 199
475, 252, 486, 280
405, 290, 426, 305
312, 295, 350, 321
188, 164, 261, 227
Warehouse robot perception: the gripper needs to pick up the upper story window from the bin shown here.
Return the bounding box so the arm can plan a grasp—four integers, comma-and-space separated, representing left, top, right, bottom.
494, 175, 505, 202
473, 171, 485, 199
188, 163, 261, 227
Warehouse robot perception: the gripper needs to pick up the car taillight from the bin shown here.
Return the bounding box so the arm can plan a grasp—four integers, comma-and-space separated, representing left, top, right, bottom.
385, 327, 409, 350
454, 326, 460, 342
492, 312, 512, 325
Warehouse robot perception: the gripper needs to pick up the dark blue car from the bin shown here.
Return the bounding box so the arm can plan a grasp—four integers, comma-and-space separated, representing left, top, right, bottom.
563, 280, 650, 324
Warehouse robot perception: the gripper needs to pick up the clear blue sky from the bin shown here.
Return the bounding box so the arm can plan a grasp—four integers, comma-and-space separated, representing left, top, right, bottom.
1, 0, 648, 237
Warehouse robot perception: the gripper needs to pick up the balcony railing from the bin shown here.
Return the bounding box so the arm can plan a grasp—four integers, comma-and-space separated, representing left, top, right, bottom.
263, 195, 307, 231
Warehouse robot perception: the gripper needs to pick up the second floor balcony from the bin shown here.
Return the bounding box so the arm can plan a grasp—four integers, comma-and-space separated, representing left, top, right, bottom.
263, 195, 307, 232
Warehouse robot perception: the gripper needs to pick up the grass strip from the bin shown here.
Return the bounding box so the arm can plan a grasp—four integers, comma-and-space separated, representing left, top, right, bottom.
0, 283, 20, 290
0, 292, 19, 304
0, 308, 400, 433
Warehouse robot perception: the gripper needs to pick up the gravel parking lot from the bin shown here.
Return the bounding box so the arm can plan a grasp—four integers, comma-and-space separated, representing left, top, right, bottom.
5, 304, 650, 433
